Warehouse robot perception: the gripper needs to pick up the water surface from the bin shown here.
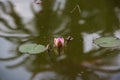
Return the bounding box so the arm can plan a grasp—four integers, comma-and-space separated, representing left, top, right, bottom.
0, 0, 120, 80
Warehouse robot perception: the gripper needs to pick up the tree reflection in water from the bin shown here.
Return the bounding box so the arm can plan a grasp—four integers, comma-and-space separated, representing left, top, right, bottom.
0, 0, 120, 80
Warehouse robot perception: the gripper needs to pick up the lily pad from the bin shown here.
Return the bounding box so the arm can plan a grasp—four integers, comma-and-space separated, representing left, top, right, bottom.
19, 43, 46, 54
93, 37, 120, 47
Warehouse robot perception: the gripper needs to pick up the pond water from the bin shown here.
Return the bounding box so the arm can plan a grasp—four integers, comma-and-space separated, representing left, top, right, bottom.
0, 0, 120, 80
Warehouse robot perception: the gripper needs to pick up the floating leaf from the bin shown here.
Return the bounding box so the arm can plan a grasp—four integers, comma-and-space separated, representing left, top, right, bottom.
93, 37, 120, 47
19, 43, 46, 54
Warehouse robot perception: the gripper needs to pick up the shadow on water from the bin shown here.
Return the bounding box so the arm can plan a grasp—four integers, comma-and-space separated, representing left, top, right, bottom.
0, 0, 120, 80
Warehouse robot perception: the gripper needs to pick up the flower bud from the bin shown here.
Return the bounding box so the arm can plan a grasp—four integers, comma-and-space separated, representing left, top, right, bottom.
54, 37, 64, 47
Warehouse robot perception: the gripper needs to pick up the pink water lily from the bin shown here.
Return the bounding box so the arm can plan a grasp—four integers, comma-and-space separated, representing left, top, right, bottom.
54, 37, 64, 47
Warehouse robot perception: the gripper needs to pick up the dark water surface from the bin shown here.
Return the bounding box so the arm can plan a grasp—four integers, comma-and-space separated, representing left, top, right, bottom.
0, 0, 120, 80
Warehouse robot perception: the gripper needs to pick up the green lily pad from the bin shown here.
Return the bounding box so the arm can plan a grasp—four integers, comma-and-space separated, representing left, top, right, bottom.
93, 37, 120, 47
19, 43, 46, 54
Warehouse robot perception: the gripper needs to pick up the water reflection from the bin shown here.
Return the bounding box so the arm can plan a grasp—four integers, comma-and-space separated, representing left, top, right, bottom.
0, 0, 120, 80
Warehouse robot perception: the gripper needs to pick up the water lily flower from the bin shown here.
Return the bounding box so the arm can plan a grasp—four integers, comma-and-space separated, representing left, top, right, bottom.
54, 37, 64, 47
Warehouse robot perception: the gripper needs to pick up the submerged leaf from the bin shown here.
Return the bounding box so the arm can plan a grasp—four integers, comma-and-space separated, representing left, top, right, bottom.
93, 37, 120, 47
19, 43, 46, 54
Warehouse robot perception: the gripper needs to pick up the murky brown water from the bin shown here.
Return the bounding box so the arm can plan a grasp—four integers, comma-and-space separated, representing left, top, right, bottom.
0, 0, 120, 80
